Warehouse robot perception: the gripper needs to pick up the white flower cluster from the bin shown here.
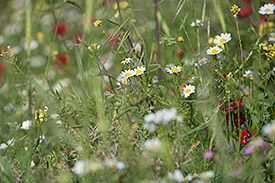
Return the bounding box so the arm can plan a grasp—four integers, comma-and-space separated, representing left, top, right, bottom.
73, 159, 125, 176
143, 108, 182, 132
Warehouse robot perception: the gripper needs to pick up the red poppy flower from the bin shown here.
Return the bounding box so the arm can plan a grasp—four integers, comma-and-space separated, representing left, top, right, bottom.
238, 5, 253, 18
237, 129, 257, 145
57, 53, 67, 65
52, 22, 68, 35
219, 98, 243, 111
74, 33, 83, 44
260, 16, 267, 25
226, 111, 245, 128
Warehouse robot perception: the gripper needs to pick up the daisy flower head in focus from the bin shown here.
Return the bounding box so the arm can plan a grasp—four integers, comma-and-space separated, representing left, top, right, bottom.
206, 46, 223, 55
120, 69, 134, 79
165, 65, 182, 74
258, 3, 275, 15
182, 85, 195, 98
121, 57, 132, 65
190, 19, 203, 27
134, 66, 146, 76
21, 120, 32, 130
268, 33, 275, 41
214, 33, 232, 46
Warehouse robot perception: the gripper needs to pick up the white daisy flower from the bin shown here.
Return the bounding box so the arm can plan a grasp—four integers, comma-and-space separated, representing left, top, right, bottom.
73, 160, 91, 176
105, 159, 125, 170
168, 169, 184, 182
143, 123, 156, 133
120, 69, 134, 79
190, 19, 203, 27
262, 120, 275, 138
121, 57, 132, 65
244, 70, 254, 80
213, 33, 232, 46
182, 85, 195, 98
30, 161, 35, 168
187, 75, 198, 83
90, 163, 102, 173
144, 138, 161, 152
206, 46, 223, 55
182, 58, 195, 66
166, 65, 182, 74
268, 33, 275, 41
20, 120, 32, 130
0, 143, 8, 149
116, 75, 127, 86
144, 108, 182, 124
134, 66, 146, 76
200, 171, 215, 179
195, 57, 208, 67
258, 3, 275, 15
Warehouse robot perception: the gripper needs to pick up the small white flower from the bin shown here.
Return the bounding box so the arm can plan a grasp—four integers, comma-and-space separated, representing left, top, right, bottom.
262, 120, 275, 138
56, 120, 62, 125
7, 139, 14, 146
121, 57, 132, 65
143, 123, 156, 133
39, 135, 46, 143
185, 174, 193, 181
105, 159, 125, 170
191, 19, 203, 27
73, 160, 91, 176
182, 58, 195, 66
268, 33, 275, 41
144, 108, 182, 124
0, 143, 8, 149
144, 138, 161, 152
134, 66, 146, 76
21, 120, 32, 130
166, 65, 182, 74
152, 76, 159, 84
24, 40, 39, 51
134, 43, 142, 52
258, 3, 275, 15
200, 171, 215, 179
244, 70, 254, 80
213, 33, 232, 46
120, 69, 134, 79
182, 85, 195, 98
90, 163, 102, 173
30, 161, 35, 168
206, 46, 222, 55
116, 75, 127, 86
187, 75, 198, 84
168, 169, 184, 182
195, 57, 208, 67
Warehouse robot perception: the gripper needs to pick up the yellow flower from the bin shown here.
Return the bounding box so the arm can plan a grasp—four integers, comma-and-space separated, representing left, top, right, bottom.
93, 20, 102, 27
231, 4, 241, 15
177, 36, 184, 42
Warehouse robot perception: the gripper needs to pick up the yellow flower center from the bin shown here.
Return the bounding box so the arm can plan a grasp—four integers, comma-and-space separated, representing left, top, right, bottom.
125, 73, 131, 77
26, 125, 29, 129
121, 80, 127, 85
186, 89, 191, 93
90, 166, 98, 172
136, 70, 142, 75
124, 59, 129, 63
177, 37, 184, 42
211, 49, 218, 54
270, 128, 275, 133
199, 61, 203, 65
220, 38, 226, 43
202, 174, 210, 179
171, 67, 178, 73
265, 9, 270, 12
195, 22, 199, 25
273, 36, 275, 39
150, 145, 157, 150
110, 164, 116, 169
